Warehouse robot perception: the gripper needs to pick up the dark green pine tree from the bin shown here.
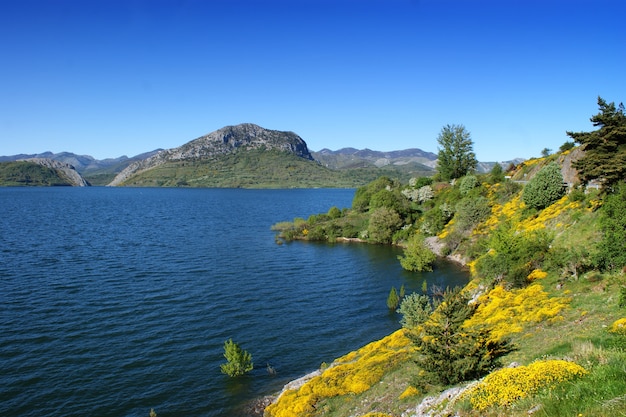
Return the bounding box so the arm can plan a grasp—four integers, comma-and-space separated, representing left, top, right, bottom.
567, 97, 626, 190
415, 287, 514, 386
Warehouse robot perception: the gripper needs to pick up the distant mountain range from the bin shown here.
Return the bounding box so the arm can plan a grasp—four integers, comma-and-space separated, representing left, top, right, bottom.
0, 123, 521, 187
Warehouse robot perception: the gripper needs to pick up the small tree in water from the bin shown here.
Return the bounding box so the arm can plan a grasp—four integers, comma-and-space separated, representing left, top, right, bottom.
387, 287, 400, 310
220, 339, 253, 377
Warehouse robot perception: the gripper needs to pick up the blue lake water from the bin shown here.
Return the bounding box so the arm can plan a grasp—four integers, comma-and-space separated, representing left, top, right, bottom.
0, 187, 469, 417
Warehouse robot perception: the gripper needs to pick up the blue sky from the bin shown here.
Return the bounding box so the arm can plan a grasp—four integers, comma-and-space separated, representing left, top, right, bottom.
1, 0, 624, 162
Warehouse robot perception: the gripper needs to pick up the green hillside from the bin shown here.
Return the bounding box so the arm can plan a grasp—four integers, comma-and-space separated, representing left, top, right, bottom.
266, 99, 626, 417
0, 161, 74, 186
116, 149, 428, 188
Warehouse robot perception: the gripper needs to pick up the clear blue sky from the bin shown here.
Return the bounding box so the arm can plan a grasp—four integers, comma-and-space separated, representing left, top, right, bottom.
1, 0, 624, 162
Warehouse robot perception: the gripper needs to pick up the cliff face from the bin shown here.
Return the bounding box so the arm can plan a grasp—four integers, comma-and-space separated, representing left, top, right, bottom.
24, 158, 90, 186
108, 123, 313, 186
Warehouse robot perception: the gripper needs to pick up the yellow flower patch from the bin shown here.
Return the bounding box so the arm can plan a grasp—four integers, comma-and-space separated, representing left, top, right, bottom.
462, 360, 587, 410
464, 284, 571, 341
527, 269, 548, 280
609, 318, 626, 336
399, 385, 420, 399
265, 330, 413, 417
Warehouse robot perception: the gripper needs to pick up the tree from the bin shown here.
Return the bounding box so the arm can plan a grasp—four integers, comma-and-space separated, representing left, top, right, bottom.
541, 147, 552, 157
414, 287, 514, 386
387, 287, 400, 310
489, 163, 505, 184
567, 97, 626, 190
398, 233, 437, 272
436, 124, 477, 181
367, 207, 403, 244
522, 162, 565, 210
220, 339, 253, 377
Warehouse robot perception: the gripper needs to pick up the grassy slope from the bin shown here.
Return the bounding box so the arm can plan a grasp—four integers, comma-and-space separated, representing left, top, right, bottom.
117, 149, 431, 188
265, 156, 626, 417
0, 161, 74, 186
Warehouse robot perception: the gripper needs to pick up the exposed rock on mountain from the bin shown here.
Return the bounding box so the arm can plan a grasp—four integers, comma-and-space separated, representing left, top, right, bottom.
313, 147, 437, 170
22, 158, 90, 186
108, 124, 314, 186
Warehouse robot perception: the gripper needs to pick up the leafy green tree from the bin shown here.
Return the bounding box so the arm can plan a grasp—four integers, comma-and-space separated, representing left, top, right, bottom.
595, 183, 626, 271
367, 207, 403, 244
220, 339, 253, 377
414, 287, 515, 386
398, 233, 437, 272
436, 124, 477, 181
387, 287, 400, 310
568, 97, 626, 190
541, 147, 552, 157
522, 162, 565, 210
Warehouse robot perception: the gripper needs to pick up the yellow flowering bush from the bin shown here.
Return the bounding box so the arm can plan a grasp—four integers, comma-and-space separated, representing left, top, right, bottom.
609, 318, 626, 336
518, 196, 580, 232
399, 385, 420, 399
265, 330, 412, 417
464, 284, 571, 341
462, 360, 588, 410
527, 269, 548, 280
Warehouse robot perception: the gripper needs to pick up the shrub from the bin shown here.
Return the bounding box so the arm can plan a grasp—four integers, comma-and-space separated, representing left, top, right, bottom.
454, 196, 491, 233
397, 293, 432, 330
522, 162, 565, 209
461, 360, 587, 410
398, 233, 436, 272
459, 175, 479, 195
595, 183, 626, 271
220, 339, 253, 377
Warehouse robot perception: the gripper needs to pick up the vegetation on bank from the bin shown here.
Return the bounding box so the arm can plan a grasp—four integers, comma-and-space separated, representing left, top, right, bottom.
0, 161, 75, 186
268, 98, 626, 417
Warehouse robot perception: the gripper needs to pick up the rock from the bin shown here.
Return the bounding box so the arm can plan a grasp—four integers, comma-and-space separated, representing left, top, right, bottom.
23, 158, 89, 186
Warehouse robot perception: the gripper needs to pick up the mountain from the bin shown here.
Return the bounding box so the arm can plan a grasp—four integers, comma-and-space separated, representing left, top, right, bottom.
0, 150, 162, 185
0, 158, 89, 186
312, 147, 438, 170
108, 123, 326, 187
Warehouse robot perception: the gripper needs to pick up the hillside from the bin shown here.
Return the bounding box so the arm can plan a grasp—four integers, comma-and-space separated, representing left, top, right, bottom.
0, 159, 89, 186
106, 124, 434, 188
267, 146, 626, 416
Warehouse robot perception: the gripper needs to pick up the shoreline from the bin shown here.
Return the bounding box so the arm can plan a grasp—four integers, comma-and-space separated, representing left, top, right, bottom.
244, 369, 322, 416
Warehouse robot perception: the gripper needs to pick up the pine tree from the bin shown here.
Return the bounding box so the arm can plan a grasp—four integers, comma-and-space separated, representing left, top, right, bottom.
567, 97, 626, 190
387, 287, 400, 310
220, 339, 253, 377
415, 287, 514, 386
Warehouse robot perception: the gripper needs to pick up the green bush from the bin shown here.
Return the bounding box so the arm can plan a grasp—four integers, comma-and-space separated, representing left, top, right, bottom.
595, 183, 626, 271
398, 233, 437, 272
459, 175, 479, 195
475, 223, 552, 287
522, 162, 565, 209
397, 293, 432, 329
454, 196, 491, 233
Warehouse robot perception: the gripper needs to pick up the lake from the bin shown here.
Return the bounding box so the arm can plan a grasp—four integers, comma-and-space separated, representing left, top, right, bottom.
0, 187, 469, 417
